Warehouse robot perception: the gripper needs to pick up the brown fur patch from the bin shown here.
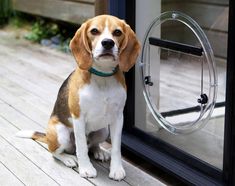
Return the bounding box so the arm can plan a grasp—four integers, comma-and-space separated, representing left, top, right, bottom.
114, 69, 126, 90
49, 115, 59, 125
46, 116, 60, 152
68, 68, 91, 118
51, 73, 72, 127
70, 21, 92, 70
119, 24, 141, 72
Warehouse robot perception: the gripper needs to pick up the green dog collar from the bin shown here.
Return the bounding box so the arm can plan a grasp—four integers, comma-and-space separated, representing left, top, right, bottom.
89, 66, 119, 77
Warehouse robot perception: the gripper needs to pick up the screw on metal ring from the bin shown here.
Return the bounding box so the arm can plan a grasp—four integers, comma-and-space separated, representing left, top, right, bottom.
197, 93, 208, 104
145, 76, 153, 86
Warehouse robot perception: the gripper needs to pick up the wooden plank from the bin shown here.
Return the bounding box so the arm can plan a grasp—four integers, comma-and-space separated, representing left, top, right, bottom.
86, 160, 130, 186
0, 44, 74, 80
162, 3, 228, 32
0, 162, 24, 186
0, 46, 75, 82
0, 48, 66, 104
0, 103, 44, 132
161, 26, 227, 59
0, 60, 62, 114
188, 0, 229, 5
0, 39, 75, 76
0, 73, 52, 108
0, 53, 62, 93
96, 144, 165, 186
186, 3, 228, 32
0, 77, 52, 116
97, 160, 166, 186
0, 37, 69, 124
0, 115, 94, 186
95, 0, 108, 15
163, 0, 229, 5
123, 160, 166, 186
0, 53, 63, 125
161, 1, 228, 59
26, 142, 130, 185
0, 66, 56, 104
62, 0, 95, 4
0, 36, 75, 75
0, 30, 75, 68
0, 83, 50, 128
0, 28, 75, 80
12, 0, 95, 24
0, 135, 59, 186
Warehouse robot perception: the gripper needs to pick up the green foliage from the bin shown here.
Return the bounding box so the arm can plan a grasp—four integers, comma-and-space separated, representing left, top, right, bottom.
9, 13, 27, 28
24, 18, 73, 52
1, 1, 73, 52
25, 18, 59, 42
6, 13, 73, 53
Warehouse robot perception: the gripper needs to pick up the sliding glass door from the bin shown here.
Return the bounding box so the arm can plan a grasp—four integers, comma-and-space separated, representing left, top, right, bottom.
135, 0, 227, 170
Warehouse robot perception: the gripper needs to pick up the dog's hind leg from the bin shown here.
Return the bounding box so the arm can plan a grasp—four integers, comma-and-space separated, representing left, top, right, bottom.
52, 147, 77, 168
88, 127, 110, 162
47, 121, 77, 168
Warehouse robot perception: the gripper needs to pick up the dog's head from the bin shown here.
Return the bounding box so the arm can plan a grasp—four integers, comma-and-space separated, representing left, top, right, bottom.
70, 15, 141, 72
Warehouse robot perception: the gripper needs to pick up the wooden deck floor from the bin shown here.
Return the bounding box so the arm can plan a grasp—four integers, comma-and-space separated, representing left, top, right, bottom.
0, 28, 165, 186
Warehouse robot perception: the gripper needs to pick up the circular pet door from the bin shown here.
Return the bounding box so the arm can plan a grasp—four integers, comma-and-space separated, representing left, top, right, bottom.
139, 11, 218, 134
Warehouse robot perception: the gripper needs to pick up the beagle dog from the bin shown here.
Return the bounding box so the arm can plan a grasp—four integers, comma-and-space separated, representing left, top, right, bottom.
16, 15, 140, 181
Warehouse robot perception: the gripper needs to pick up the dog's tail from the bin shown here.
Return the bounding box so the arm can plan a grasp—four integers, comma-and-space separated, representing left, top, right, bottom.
16, 130, 47, 144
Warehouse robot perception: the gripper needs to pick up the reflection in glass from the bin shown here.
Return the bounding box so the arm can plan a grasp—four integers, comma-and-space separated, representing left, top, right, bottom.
135, 1, 227, 169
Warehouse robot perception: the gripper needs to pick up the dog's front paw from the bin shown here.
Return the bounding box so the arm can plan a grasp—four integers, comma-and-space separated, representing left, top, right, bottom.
109, 165, 126, 181
79, 164, 97, 178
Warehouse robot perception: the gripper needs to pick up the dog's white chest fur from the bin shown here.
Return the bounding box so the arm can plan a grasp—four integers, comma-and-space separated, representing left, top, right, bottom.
79, 75, 126, 134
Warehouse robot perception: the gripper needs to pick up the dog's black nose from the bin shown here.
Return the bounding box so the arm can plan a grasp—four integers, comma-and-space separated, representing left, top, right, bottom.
101, 39, 115, 50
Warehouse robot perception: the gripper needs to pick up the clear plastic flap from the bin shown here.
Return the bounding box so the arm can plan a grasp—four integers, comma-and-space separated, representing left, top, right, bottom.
139, 11, 218, 134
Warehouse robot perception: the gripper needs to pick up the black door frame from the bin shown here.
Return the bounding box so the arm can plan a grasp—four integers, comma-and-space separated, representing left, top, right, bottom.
109, 0, 235, 185
223, 0, 235, 185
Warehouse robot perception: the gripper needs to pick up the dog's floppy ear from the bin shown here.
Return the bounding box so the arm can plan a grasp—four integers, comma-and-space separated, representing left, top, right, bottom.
70, 22, 92, 70
119, 24, 141, 72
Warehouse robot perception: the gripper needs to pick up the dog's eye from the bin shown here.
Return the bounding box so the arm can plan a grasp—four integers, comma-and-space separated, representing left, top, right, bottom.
113, 29, 122, 37
90, 28, 100, 35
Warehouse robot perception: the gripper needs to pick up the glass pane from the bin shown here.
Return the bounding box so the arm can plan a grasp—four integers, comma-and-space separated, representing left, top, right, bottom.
135, 0, 228, 169
140, 12, 218, 134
